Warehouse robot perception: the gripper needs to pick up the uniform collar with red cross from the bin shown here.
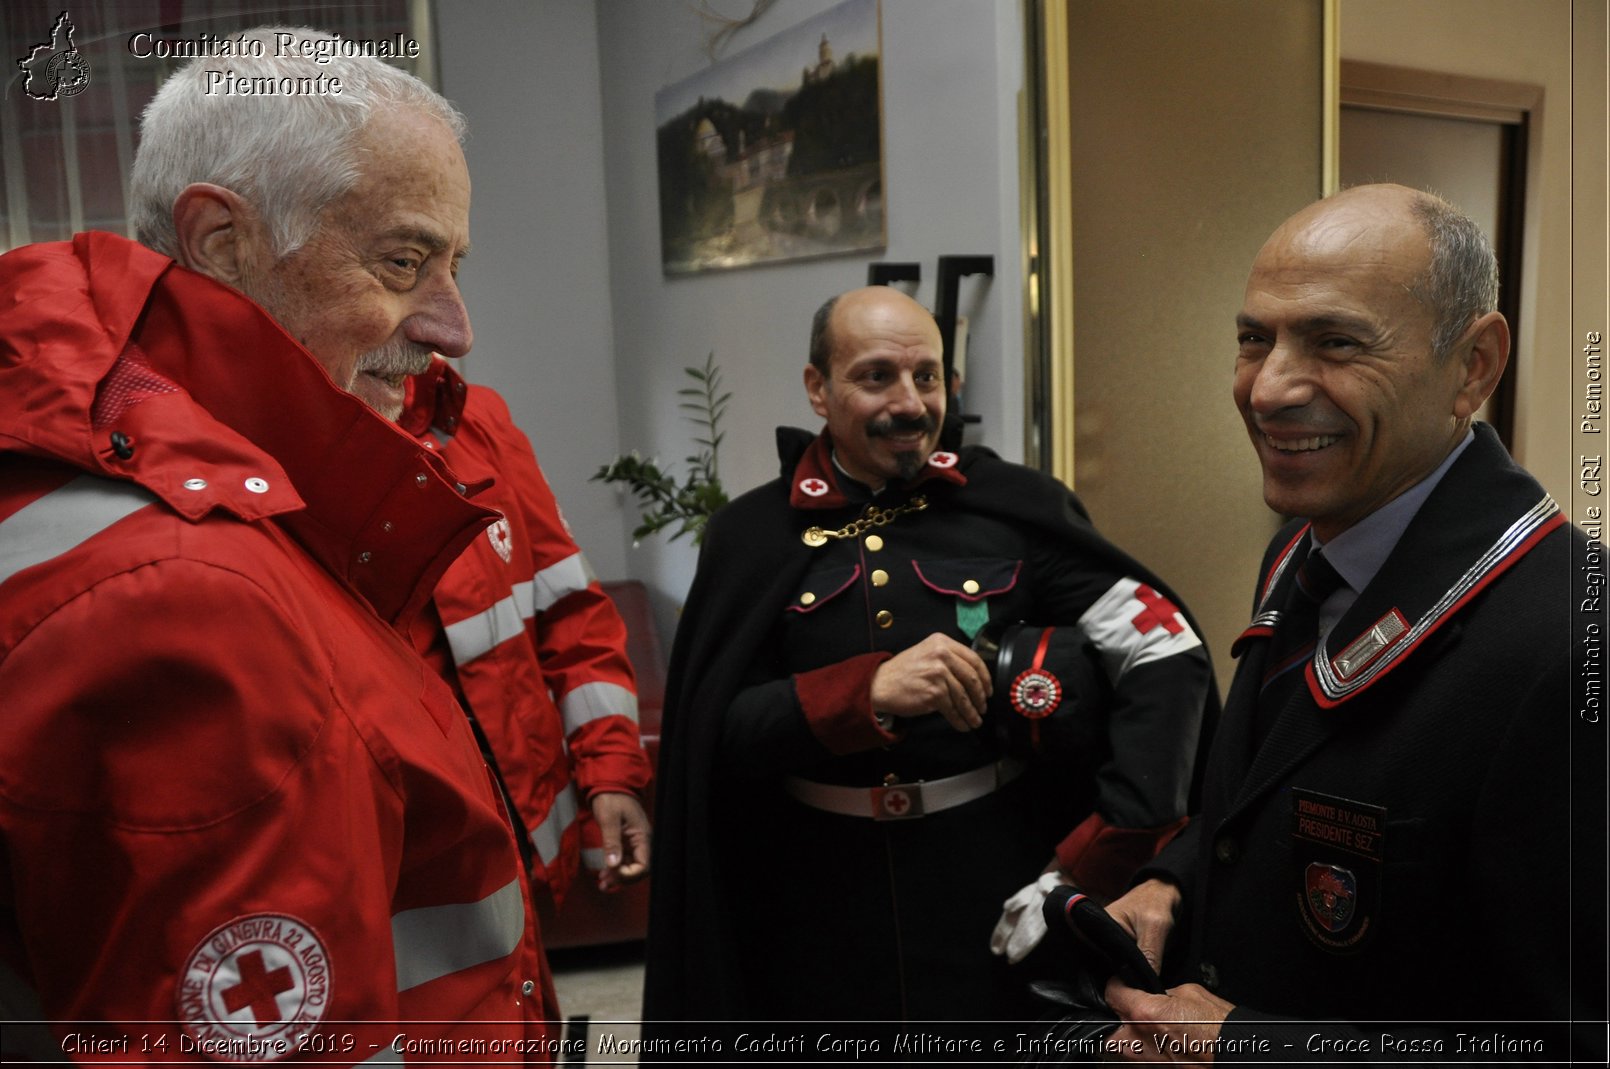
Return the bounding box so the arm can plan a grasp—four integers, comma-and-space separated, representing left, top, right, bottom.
789, 430, 966, 510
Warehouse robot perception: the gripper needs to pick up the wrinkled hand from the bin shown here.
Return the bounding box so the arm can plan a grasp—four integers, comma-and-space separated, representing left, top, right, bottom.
989, 869, 1070, 963
1104, 877, 1181, 973
589, 791, 650, 892
870, 633, 991, 733
1103, 981, 1233, 1064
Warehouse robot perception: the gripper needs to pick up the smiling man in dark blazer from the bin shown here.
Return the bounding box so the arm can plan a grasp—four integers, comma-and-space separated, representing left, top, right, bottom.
1099, 184, 1606, 1064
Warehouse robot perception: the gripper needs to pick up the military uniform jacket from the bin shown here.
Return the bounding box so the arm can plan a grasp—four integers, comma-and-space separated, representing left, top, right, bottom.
1146, 424, 1607, 1061
644, 427, 1215, 1023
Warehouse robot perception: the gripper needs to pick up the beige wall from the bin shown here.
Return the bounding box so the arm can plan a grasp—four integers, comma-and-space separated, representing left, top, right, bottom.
1064, 0, 1325, 691
1340, 0, 1581, 507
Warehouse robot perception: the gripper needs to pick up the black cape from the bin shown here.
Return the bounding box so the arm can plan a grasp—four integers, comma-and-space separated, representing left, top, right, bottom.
641, 428, 1219, 1024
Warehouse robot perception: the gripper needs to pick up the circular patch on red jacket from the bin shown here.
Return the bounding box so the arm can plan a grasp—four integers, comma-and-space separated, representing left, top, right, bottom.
927, 451, 958, 469
178, 913, 330, 1061
799, 477, 830, 497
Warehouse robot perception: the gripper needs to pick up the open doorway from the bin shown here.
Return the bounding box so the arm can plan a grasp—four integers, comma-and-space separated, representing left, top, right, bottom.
1339, 60, 1540, 451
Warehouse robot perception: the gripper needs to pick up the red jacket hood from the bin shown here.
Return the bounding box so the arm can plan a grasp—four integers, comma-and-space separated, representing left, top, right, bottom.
0, 231, 497, 624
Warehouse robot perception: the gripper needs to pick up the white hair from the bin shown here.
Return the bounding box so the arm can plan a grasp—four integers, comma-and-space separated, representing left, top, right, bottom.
129, 26, 466, 259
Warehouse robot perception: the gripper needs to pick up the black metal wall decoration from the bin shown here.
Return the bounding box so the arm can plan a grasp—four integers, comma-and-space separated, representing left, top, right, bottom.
865, 255, 994, 439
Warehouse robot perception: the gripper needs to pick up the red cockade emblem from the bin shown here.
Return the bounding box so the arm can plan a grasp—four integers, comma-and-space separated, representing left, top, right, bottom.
1131, 584, 1184, 635
1010, 668, 1062, 718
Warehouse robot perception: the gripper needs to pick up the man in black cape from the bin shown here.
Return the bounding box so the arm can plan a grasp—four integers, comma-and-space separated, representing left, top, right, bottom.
643, 286, 1216, 1040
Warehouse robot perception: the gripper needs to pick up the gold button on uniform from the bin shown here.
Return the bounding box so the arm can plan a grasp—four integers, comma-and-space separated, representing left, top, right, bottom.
872, 569, 889, 587
865, 534, 884, 552
876, 610, 894, 629
962, 579, 980, 595
800, 592, 817, 606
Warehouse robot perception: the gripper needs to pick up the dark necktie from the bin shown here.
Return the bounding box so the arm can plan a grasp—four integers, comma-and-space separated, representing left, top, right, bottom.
1254, 547, 1345, 739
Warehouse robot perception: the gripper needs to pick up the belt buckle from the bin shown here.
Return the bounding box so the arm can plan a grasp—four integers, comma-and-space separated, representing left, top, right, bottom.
870, 778, 925, 821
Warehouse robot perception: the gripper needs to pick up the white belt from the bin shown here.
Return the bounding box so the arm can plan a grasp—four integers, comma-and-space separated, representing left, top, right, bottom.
783, 759, 1025, 821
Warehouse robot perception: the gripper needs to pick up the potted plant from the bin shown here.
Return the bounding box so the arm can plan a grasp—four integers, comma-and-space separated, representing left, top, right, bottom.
594, 352, 731, 545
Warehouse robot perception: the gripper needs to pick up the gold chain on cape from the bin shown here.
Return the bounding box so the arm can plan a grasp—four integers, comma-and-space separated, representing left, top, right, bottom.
801, 496, 929, 547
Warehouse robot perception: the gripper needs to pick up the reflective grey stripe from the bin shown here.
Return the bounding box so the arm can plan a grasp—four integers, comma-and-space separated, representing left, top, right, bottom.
581, 847, 607, 870
442, 552, 596, 665
560, 680, 639, 734
0, 474, 155, 587
443, 589, 524, 664
532, 552, 594, 613
511, 578, 536, 620
529, 782, 580, 867
391, 878, 526, 993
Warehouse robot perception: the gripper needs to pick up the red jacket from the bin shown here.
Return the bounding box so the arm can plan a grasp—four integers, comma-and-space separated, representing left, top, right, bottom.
401, 360, 652, 905
0, 234, 554, 1061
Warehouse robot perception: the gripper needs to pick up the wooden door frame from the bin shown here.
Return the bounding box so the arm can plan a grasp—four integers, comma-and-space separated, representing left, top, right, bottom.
1339, 60, 1542, 450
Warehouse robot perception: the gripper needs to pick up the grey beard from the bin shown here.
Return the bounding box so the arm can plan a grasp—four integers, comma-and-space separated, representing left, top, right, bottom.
356, 340, 435, 379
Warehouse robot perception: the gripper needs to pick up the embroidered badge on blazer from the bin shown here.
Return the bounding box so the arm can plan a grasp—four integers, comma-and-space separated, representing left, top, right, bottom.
1290, 788, 1385, 954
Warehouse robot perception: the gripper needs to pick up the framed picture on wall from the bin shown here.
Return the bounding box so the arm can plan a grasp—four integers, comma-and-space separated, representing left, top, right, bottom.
653, 0, 885, 276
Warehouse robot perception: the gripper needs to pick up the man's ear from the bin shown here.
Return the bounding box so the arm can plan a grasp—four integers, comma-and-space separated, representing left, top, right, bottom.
804, 363, 830, 420
171, 183, 261, 286
1452, 311, 1510, 420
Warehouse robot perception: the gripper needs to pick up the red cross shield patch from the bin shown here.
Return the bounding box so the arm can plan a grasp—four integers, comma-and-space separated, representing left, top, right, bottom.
179, 913, 330, 1060
487, 517, 514, 563
799, 477, 830, 497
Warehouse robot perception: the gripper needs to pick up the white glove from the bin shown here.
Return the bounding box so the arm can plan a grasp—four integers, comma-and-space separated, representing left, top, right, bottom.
988, 871, 1064, 964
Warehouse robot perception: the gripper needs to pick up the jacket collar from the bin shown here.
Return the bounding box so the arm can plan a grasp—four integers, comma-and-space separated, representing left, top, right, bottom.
1217, 424, 1562, 815
400, 355, 468, 444
783, 428, 966, 510
0, 232, 496, 625
1236, 423, 1562, 710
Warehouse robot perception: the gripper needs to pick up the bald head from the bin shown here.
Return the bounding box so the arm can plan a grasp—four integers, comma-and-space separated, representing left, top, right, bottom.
804, 287, 946, 488
1233, 183, 1510, 540
1262, 184, 1498, 362
809, 287, 942, 376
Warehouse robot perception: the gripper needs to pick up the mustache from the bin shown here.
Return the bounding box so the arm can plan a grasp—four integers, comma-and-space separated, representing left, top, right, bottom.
356, 340, 435, 378
866, 413, 938, 438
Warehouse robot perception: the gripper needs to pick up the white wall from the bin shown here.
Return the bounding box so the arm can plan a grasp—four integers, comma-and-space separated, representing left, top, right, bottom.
1341, 0, 1578, 509
436, 0, 629, 580
593, 0, 1026, 626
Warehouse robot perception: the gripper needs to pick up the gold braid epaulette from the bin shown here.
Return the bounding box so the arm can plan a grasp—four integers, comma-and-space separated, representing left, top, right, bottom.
801, 495, 929, 547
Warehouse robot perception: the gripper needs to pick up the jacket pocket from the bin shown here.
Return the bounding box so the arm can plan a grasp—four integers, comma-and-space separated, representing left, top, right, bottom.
786, 564, 861, 614
910, 557, 1021, 601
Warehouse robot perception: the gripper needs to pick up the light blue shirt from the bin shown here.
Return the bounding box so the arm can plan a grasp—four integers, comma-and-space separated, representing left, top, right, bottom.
1310, 427, 1477, 638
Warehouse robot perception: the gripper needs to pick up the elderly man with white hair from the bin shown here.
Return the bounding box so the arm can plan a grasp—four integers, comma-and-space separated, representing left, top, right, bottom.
0, 27, 558, 1060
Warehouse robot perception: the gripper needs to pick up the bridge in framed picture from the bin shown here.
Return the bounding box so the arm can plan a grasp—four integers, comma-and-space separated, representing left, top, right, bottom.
654, 0, 885, 276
